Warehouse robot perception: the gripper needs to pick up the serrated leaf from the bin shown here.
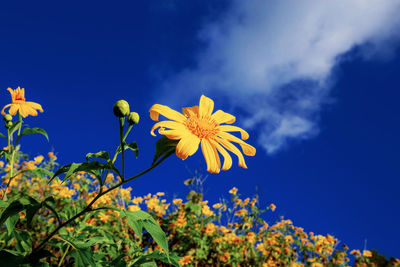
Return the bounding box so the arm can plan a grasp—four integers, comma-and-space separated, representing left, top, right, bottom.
69, 247, 96, 267
122, 210, 169, 258
16, 127, 49, 144
85, 151, 110, 162
152, 136, 178, 166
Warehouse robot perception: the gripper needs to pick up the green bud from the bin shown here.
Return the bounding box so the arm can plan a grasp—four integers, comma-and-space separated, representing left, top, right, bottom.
3, 114, 12, 122
5, 121, 12, 128
127, 112, 140, 125
113, 100, 130, 118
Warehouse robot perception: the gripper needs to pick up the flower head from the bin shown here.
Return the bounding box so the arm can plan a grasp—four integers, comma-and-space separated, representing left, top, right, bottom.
1, 87, 43, 118
149, 95, 256, 173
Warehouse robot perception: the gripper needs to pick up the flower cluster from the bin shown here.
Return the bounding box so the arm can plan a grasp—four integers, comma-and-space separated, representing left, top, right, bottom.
1, 155, 398, 266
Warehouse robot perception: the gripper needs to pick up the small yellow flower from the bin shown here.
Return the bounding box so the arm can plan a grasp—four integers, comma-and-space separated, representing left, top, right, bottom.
213, 203, 222, 209
363, 250, 372, 257
34, 155, 44, 164
1, 87, 43, 118
149, 95, 256, 173
48, 152, 57, 160
173, 198, 183, 205
229, 187, 238, 195
178, 255, 193, 266
269, 203, 276, 211
350, 249, 361, 256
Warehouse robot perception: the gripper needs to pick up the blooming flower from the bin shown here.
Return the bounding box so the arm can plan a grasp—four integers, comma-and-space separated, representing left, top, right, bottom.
1, 87, 43, 118
149, 95, 256, 173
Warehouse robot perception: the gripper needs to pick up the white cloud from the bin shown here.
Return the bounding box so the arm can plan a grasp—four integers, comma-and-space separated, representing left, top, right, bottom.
161, 0, 400, 153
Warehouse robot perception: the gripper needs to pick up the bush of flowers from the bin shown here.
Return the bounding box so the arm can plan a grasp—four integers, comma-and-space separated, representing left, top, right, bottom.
0, 87, 399, 266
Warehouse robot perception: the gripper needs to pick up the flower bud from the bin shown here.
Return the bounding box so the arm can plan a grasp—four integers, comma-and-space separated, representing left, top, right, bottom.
113, 100, 130, 118
127, 112, 140, 125
5, 121, 12, 128
3, 114, 12, 122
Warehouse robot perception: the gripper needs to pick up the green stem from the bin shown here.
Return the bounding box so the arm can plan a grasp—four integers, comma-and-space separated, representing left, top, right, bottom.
31, 152, 172, 254
119, 117, 125, 180
58, 244, 71, 267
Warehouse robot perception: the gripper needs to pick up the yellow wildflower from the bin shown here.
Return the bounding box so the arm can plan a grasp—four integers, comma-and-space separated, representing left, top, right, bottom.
1, 87, 43, 117
363, 250, 372, 257
0, 161, 4, 168
48, 152, 57, 160
128, 205, 141, 212
213, 203, 222, 209
173, 198, 183, 205
132, 197, 143, 204
229, 187, 238, 195
156, 192, 165, 196
350, 249, 361, 256
34, 155, 44, 164
149, 95, 256, 173
269, 203, 276, 211
178, 255, 193, 266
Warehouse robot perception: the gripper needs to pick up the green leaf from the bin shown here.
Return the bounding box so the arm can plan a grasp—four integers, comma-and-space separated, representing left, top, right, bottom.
85, 151, 110, 162
5, 214, 19, 234
143, 251, 181, 267
0, 200, 25, 225
117, 141, 139, 158
25, 249, 54, 266
50, 161, 121, 183
25, 203, 42, 228
0, 132, 6, 139
16, 127, 49, 144
122, 210, 169, 258
69, 248, 96, 267
152, 136, 178, 166
125, 142, 139, 158
33, 168, 53, 178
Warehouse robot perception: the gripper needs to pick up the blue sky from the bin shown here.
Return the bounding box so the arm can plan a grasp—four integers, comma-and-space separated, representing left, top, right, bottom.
1, 0, 400, 259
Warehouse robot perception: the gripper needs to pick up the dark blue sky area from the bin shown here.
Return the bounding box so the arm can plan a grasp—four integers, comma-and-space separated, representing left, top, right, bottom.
0, 1, 399, 259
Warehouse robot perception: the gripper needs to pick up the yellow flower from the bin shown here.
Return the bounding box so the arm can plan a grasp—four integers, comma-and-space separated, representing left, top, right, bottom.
363, 250, 372, 257
229, 187, 238, 195
1, 87, 43, 118
269, 203, 276, 211
149, 95, 256, 173
48, 152, 57, 160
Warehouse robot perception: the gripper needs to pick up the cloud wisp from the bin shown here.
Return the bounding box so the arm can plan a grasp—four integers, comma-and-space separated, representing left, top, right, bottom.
161, 0, 400, 153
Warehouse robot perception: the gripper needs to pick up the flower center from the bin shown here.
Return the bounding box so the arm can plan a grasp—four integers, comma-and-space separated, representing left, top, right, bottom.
14, 92, 25, 102
185, 116, 219, 139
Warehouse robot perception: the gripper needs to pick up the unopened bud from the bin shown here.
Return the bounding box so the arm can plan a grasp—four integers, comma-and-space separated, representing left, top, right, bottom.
3, 114, 12, 122
5, 121, 12, 128
113, 100, 130, 118
127, 112, 140, 125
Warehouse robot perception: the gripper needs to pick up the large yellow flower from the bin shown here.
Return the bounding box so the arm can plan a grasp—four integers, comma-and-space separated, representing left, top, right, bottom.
150, 95, 256, 173
1, 87, 43, 118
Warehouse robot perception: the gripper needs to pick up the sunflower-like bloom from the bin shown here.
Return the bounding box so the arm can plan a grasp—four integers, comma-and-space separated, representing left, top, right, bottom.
1, 87, 43, 118
150, 95, 256, 173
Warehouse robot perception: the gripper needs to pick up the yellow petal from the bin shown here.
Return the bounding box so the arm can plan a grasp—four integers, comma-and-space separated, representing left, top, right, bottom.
218, 125, 249, 140
149, 104, 187, 123
199, 95, 214, 118
211, 110, 236, 124
201, 139, 220, 173
150, 121, 186, 136
8, 104, 18, 115
176, 134, 200, 160
19, 104, 28, 118
25, 104, 38, 116
218, 132, 256, 156
182, 106, 199, 117
26, 101, 43, 112
218, 137, 247, 169
210, 139, 232, 171
1, 104, 12, 115
158, 129, 188, 140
